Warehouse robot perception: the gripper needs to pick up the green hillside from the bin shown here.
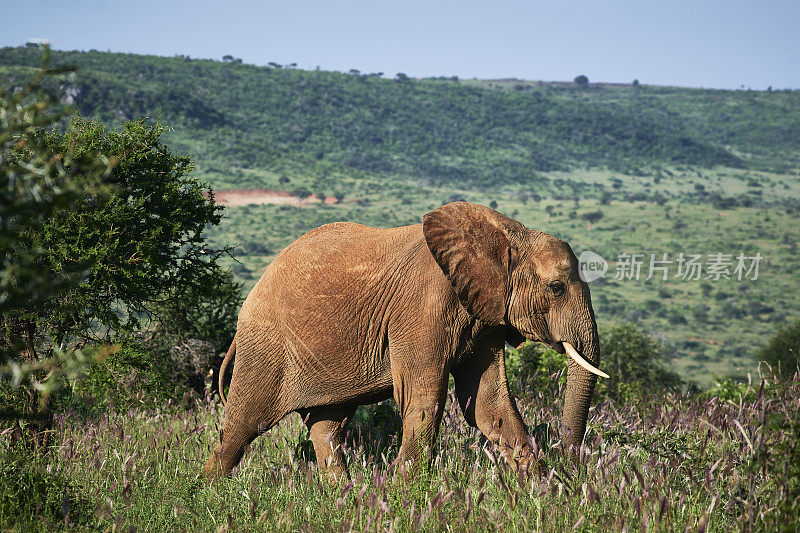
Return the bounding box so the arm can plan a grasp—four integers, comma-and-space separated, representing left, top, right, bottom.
3, 46, 799, 190
2, 45, 799, 386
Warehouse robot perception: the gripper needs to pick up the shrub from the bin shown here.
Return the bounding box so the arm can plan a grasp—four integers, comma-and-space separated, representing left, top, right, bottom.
61, 336, 215, 415
702, 376, 756, 403
151, 269, 242, 353
0, 50, 111, 330
351, 401, 402, 458
597, 323, 683, 401
2, 54, 241, 428
505, 343, 567, 402
0, 48, 113, 434
2, 110, 237, 364
507, 324, 683, 403
755, 319, 800, 379
39, 117, 229, 342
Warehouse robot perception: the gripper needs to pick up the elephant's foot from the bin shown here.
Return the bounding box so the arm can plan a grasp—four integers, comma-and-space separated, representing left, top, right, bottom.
202, 440, 246, 481
496, 440, 546, 477
508, 450, 546, 478
202, 449, 227, 481
201, 422, 260, 481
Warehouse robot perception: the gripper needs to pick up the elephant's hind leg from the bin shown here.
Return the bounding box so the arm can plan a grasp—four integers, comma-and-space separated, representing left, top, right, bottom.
203, 417, 260, 480
300, 406, 356, 482
203, 347, 287, 480
204, 404, 286, 479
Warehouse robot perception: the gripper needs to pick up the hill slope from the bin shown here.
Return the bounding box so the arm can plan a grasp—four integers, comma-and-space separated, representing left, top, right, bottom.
2, 46, 799, 386
2, 46, 799, 188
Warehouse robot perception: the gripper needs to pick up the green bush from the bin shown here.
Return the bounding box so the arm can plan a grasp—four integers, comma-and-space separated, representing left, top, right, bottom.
596, 323, 683, 401
351, 401, 403, 456
152, 269, 242, 354
2, 54, 241, 429
715, 377, 750, 401
755, 319, 800, 379
60, 336, 214, 415
0, 48, 113, 435
505, 342, 568, 401
506, 324, 684, 403
18, 116, 232, 345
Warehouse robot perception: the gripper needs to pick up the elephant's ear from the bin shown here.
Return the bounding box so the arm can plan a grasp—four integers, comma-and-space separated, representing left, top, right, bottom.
423, 202, 519, 325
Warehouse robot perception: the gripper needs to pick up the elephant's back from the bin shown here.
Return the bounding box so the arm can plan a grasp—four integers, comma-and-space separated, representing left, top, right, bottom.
236, 221, 424, 407
271, 221, 421, 277
284, 221, 390, 259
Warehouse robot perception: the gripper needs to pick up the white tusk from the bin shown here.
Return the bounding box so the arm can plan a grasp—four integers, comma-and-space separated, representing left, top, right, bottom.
563, 342, 609, 379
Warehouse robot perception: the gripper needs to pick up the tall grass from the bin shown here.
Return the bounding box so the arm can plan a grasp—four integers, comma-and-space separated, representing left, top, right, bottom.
2, 369, 798, 531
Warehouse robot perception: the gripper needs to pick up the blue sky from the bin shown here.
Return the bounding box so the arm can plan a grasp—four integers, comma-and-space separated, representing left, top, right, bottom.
4, 0, 799, 89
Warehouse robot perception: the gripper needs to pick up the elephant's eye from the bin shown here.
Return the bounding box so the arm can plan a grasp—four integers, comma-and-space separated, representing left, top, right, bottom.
549, 281, 565, 296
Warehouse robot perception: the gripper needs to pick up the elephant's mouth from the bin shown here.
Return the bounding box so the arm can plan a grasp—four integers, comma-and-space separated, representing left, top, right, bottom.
545, 340, 566, 354
513, 328, 565, 354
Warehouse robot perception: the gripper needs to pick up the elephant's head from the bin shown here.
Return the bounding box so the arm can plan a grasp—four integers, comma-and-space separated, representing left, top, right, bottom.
423, 202, 606, 449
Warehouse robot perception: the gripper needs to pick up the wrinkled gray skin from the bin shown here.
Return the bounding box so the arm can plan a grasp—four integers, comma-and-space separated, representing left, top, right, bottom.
204, 202, 600, 480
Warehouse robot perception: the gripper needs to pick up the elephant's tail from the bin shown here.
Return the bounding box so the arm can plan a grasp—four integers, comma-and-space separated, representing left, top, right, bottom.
218, 338, 236, 405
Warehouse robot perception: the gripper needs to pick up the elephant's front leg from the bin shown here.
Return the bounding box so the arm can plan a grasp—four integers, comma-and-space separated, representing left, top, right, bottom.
452, 332, 536, 473
391, 352, 448, 473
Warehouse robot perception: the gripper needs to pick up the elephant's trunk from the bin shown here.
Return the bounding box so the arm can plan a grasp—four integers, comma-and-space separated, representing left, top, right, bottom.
561, 326, 600, 450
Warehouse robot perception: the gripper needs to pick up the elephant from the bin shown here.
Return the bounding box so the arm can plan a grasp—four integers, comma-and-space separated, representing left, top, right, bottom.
203, 201, 607, 480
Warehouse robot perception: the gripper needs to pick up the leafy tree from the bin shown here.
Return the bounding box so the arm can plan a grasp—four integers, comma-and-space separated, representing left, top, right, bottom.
1, 53, 110, 343
574, 74, 589, 88
596, 323, 683, 401
580, 210, 604, 229
756, 320, 800, 379
2, 48, 243, 379
4, 117, 240, 349
0, 47, 114, 427
2, 51, 244, 432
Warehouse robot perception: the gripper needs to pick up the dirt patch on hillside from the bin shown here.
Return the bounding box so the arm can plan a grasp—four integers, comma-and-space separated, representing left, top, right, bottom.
213, 189, 339, 207
688, 336, 724, 346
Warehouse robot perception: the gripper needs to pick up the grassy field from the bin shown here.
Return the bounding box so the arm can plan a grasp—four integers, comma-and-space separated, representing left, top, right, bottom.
3, 46, 799, 384
2, 46, 800, 532
3, 370, 797, 531
206, 178, 800, 388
